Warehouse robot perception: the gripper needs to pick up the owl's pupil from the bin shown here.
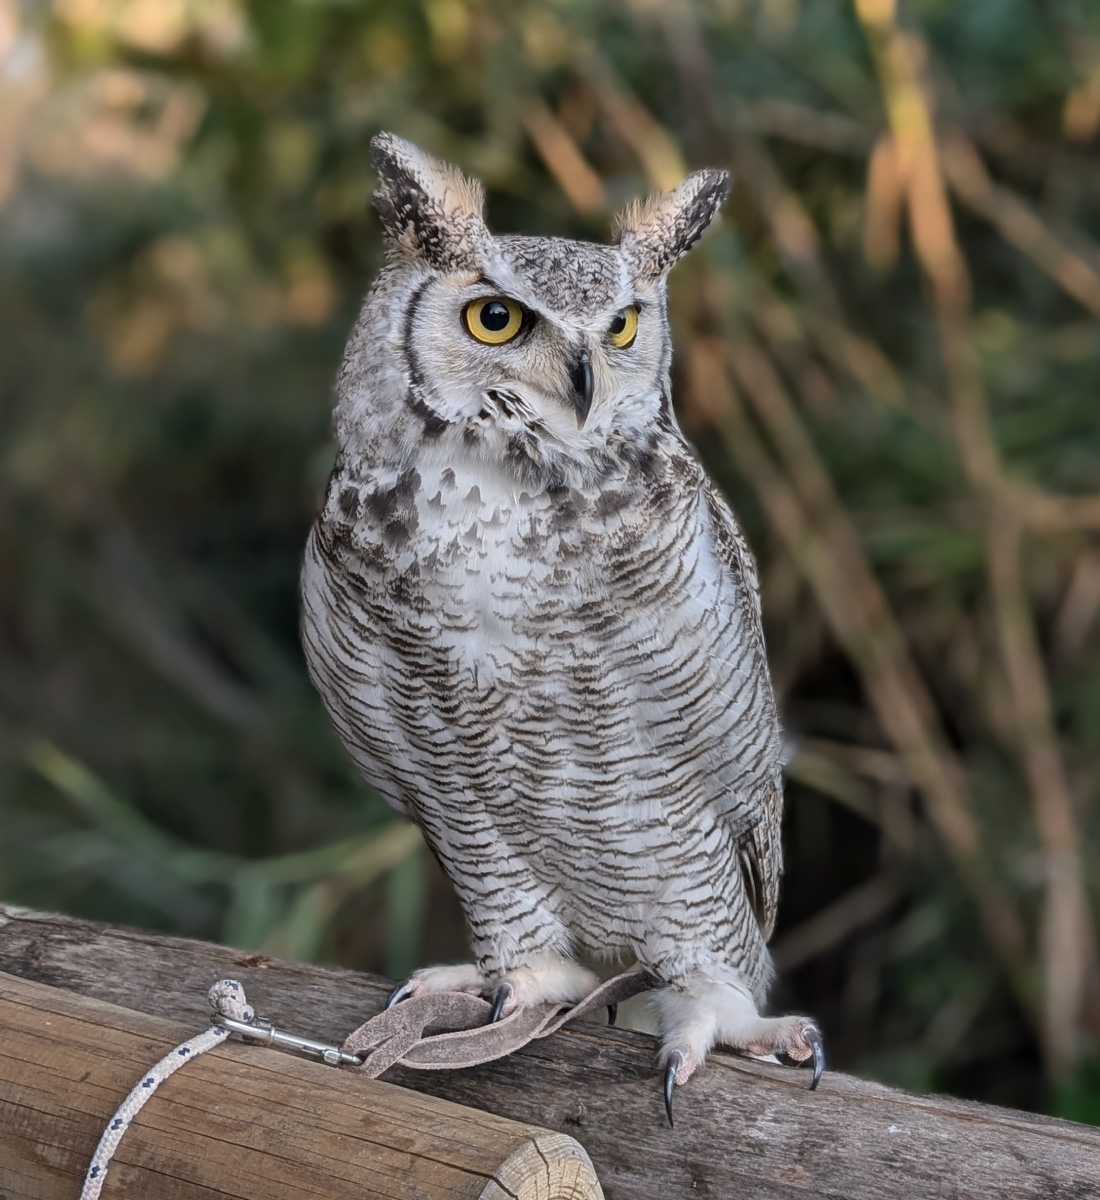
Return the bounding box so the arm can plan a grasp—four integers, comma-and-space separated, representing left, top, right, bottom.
481, 302, 510, 331
609, 310, 627, 335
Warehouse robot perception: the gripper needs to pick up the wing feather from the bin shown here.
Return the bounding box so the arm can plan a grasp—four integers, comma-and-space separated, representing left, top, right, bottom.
703, 481, 783, 941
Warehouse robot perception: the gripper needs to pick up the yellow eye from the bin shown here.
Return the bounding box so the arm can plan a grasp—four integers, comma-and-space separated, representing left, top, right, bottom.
463, 297, 524, 345
608, 305, 639, 349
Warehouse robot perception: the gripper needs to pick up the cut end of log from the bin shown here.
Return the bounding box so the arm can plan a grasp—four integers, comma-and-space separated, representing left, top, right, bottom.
480, 1133, 603, 1200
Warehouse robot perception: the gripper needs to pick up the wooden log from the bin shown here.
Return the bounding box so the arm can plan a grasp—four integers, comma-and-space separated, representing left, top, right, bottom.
0, 969, 602, 1200
3, 905, 1100, 1199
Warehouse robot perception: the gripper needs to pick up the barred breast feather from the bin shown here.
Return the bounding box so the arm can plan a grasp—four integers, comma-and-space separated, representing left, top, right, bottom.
301, 429, 783, 992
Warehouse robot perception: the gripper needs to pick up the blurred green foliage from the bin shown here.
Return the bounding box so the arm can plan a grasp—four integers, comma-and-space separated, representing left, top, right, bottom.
2, 0, 1100, 1121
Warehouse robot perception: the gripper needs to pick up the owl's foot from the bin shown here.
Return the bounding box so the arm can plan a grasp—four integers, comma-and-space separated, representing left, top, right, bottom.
385, 963, 485, 1008
487, 955, 600, 1022
654, 984, 824, 1126
716, 1011, 824, 1081
386, 955, 600, 1022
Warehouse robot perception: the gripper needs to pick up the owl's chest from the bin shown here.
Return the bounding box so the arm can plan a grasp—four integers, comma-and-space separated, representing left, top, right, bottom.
355, 459, 654, 630
317, 446, 720, 711
306, 447, 772, 814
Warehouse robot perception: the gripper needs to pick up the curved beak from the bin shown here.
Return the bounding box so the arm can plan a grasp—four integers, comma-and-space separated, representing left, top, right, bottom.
570, 352, 594, 428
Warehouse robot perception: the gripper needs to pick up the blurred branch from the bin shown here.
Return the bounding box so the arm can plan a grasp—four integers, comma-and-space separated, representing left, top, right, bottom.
522, 97, 607, 215
749, 275, 907, 410
772, 872, 901, 972
973, 116, 1100, 187
729, 130, 841, 310
787, 744, 916, 852
90, 517, 261, 727
786, 748, 889, 833
922, 974, 993, 1065
988, 505, 1095, 1077
798, 737, 913, 789
863, 132, 906, 269
728, 95, 872, 156
939, 132, 1100, 322
578, 52, 686, 191
1052, 549, 1100, 666
657, 9, 843, 312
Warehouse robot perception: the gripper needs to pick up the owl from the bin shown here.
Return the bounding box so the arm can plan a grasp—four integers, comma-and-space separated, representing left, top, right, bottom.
300, 132, 822, 1122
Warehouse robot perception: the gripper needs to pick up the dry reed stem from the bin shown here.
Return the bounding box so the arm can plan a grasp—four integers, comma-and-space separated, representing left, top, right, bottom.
854, 0, 1097, 1078
864, 133, 906, 269
788, 744, 919, 854
655, 7, 844, 310
1018, 493, 1100, 534
1052, 550, 1100, 664
729, 95, 871, 156
771, 872, 901, 972
800, 738, 912, 789
988, 503, 1095, 1075
521, 97, 607, 215
939, 131, 1100, 323
578, 53, 686, 193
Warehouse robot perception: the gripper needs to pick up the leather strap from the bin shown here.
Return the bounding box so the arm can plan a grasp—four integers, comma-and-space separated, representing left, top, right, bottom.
340, 967, 655, 1077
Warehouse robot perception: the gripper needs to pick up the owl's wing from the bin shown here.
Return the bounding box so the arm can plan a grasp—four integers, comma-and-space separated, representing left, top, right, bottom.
703, 480, 783, 941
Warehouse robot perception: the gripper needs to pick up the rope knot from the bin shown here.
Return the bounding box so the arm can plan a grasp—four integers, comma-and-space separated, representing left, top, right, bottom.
208, 978, 254, 1023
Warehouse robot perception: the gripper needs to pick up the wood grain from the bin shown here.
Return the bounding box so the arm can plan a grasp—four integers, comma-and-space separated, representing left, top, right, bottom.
2, 905, 1099, 1199
0, 969, 602, 1200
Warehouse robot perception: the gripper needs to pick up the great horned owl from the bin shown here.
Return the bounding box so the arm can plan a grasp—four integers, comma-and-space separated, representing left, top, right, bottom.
301, 132, 822, 1120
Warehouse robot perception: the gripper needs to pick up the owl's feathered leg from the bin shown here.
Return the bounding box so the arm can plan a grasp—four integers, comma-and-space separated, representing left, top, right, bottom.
386, 804, 598, 1012
386, 865, 597, 1019
385, 953, 598, 1017
486, 954, 600, 1020
652, 975, 824, 1126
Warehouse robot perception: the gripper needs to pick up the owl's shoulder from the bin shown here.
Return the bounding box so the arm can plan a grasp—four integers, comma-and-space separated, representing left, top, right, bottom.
701, 479, 763, 603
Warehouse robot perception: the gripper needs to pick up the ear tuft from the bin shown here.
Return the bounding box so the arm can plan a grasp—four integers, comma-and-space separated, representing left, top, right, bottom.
614, 169, 730, 278
370, 132, 489, 270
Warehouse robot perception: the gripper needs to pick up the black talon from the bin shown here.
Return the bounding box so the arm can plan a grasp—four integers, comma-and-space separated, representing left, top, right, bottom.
386, 981, 413, 1009
607, 1003, 618, 1027
489, 983, 513, 1024
806, 1026, 825, 1091
663, 1053, 682, 1128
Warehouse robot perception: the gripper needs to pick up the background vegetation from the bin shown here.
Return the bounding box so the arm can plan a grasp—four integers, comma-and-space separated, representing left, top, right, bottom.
2, 0, 1099, 1122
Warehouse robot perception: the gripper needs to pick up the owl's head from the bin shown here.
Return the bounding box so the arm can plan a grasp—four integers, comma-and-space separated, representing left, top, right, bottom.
338, 133, 728, 486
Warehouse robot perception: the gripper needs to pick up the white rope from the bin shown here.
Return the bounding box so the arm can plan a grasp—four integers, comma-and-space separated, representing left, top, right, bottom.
80, 979, 253, 1200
